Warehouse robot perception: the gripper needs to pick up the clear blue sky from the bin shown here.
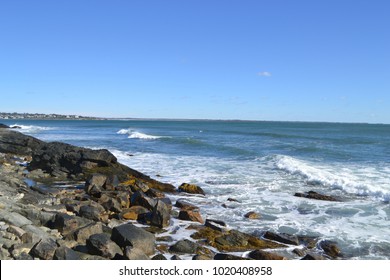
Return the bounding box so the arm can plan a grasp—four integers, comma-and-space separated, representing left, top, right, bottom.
0, 0, 389, 123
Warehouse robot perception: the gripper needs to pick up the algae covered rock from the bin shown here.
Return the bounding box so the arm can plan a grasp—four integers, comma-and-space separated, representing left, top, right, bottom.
178, 183, 205, 196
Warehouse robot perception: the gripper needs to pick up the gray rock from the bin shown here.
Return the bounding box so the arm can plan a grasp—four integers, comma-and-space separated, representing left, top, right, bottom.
169, 239, 199, 254
21, 224, 52, 244
0, 209, 33, 227
86, 233, 123, 259
7, 225, 26, 238
205, 219, 227, 232
53, 246, 81, 260
51, 213, 90, 235
149, 200, 171, 228
0, 124, 10, 129
130, 191, 157, 211
79, 205, 103, 221
124, 247, 150, 260
0, 129, 43, 156
85, 174, 107, 197
111, 223, 155, 255
72, 223, 104, 244
294, 191, 340, 202
263, 231, 299, 246
30, 238, 58, 260
99, 194, 122, 213
170, 255, 182, 260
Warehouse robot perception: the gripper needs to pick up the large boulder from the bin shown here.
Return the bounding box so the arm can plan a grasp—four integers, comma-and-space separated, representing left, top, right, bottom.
0, 124, 10, 128
86, 233, 123, 259
169, 239, 199, 254
111, 223, 155, 255
29, 238, 58, 260
263, 231, 299, 246
0, 129, 43, 156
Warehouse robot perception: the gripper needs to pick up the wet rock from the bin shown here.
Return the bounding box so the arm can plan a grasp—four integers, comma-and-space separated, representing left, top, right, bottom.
301, 253, 327, 260
86, 233, 123, 259
116, 192, 131, 209
319, 240, 342, 259
30, 238, 58, 260
244, 211, 260, 219
227, 198, 241, 203
169, 239, 199, 254
294, 191, 340, 202
152, 254, 167, 260
124, 247, 150, 260
138, 200, 171, 228
178, 183, 205, 196
192, 254, 212, 260
297, 235, 319, 249
0, 124, 10, 128
205, 219, 227, 232
178, 209, 204, 224
111, 223, 155, 255
293, 248, 307, 257
214, 253, 249, 260
248, 249, 286, 260
171, 255, 182, 260
53, 246, 81, 260
263, 231, 299, 246
175, 199, 199, 210
192, 226, 285, 252
122, 206, 149, 220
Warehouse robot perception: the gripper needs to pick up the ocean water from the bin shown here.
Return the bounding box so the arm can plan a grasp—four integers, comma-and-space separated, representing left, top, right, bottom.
3, 119, 390, 259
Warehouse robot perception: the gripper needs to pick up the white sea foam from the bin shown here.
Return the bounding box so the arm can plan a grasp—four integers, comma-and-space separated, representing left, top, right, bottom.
117, 128, 165, 140
10, 124, 53, 133
273, 155, 390, 201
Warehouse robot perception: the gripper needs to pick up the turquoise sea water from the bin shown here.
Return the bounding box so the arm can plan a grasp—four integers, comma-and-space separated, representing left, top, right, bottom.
3, 119, 390, 259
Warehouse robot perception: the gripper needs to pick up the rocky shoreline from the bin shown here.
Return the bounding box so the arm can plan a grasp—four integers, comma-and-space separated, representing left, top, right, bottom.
0, 125, 343, 260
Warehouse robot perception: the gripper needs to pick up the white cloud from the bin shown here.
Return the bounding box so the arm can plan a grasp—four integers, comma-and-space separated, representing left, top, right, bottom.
257, 71, 272, 77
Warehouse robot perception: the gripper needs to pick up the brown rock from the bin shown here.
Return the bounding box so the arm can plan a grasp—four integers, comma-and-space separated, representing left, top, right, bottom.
122, 206, 149, 220
178, 209, 204, 224
248, 249, 286, 260
294, 191, 340, 202
178, 183, 205, 196
244, 211, 260, 219
263, 231, 299, 246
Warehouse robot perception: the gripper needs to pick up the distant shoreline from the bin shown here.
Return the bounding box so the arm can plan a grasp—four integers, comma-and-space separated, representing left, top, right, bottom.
1, 112, 388, 125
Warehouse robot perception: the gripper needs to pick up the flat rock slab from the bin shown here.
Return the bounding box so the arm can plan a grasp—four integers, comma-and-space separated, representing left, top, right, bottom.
111, 223, 155, 255
0, 209, 33, 227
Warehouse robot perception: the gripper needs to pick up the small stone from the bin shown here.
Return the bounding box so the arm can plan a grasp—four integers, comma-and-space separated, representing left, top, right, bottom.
244, 211, 260, 219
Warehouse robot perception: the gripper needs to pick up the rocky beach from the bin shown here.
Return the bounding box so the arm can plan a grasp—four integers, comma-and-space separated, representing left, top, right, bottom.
0, 123, 347, 261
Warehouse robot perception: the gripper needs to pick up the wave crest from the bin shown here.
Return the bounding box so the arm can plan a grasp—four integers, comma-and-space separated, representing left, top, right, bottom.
10, 124, 53, 133
117, 129, 166, 140
273, 155, 390, 201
